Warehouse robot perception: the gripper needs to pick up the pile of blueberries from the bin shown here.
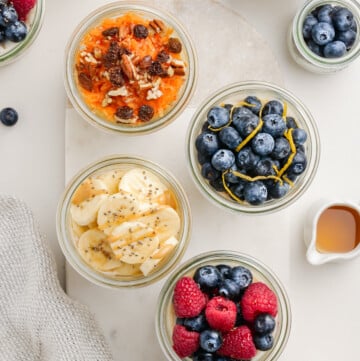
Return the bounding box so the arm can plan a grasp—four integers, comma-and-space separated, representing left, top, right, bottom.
0, 1, 27, 44
195, 96, 308, 206
303, 4, 358, 58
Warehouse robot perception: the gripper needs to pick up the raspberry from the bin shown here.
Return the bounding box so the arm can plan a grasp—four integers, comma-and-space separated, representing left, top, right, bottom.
173, 277, 206, 318
218, 325, 256, 360
11, 0, 36, 21
205, 296, 237, 332
172, 324, 199, 358
240, 282, 278, 322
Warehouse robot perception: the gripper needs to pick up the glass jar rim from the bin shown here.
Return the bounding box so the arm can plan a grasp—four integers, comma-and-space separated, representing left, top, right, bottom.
186, 80, 321, 214
56, 154, 192, 288
64, 0, 198, 135
292, 0, 360, 70
156, 250, 292, 361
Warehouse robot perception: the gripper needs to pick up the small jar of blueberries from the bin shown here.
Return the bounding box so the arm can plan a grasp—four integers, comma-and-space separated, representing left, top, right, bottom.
289, 0, 360, 73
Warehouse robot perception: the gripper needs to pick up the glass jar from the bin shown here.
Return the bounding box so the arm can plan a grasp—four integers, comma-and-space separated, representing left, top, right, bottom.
156, 250, 291, 361
64, 1, 197, 135
56, 155, 191, 288
186, 81, 320, 214
288, 0, 360, 73
0, 0, 45, 66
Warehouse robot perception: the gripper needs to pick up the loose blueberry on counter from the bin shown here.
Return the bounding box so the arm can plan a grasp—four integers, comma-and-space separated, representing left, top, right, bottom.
0, 107, 18, 126
232, 107, 259, 137
211, 149, 235, 172
236, 147, 260, 171
262, 100, 284, 116
262, 114, 286, 137
219, 278, 241, 300
244, 95, 262, 115
244, 181, 268, 205
332, 7, 354, 31
199, 330, 222, 353
336, 29, 356, 49
219, 126, 242, 150
303, 14, 318, 39
254, 158, 276, 177
196, 132, 220, 157
317, 4, 334, 24
323, 40, 347, 57
183, 313, 208, 332
251, 132, 275, 156
267, 180, 290, 199
5, 20, 27, 42
311, 22, 335, 45
201, 162, 221, 182
216, 264, 232, 278
288, 151, 307, 175
253, 333, 274, 351
253, 313, 276, 335
194, 266, 223, 292
292, 128, 307, 144
229, 266, 253, 290
272, 137, 291, 160
207, 106, 230, 129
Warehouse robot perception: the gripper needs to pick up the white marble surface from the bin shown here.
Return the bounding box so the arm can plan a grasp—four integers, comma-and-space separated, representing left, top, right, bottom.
1, 0, 360, 360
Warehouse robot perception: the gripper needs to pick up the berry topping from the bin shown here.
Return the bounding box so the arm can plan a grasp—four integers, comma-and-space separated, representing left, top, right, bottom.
218, 326, 256, 360
207, 106, 230, 129
205, 296, 237, 332
229, 266, 253, 290
0, 107, 18, 126
241, 282, 278, 322
194, 265, 223, 292
253, 313, 276, 335
172, 324, 200, 358
173, 277, 207, 318
183, 313, 209, 332
253, 333, 274, 351
200, 329, 223, 353
11, 0, 36, 21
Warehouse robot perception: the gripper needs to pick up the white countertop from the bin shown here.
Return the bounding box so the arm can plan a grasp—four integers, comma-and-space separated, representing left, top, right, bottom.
1, 0, 360, 360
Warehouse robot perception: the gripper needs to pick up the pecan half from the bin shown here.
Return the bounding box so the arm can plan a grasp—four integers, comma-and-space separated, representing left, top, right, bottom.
149, 19, 166, 33
139, 55, 152, 70
78, 72, 93, 91
121, 54, 137, 80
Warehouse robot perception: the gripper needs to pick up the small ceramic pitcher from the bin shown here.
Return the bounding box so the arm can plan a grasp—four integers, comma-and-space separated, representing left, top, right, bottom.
304, 199, 360, 265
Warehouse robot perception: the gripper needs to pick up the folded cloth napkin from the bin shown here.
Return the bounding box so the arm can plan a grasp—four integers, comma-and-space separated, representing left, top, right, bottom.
0, 196, 114, 361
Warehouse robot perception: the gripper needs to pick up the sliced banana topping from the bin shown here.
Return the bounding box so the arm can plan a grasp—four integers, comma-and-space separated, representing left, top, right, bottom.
103, 262, 141, 277
96, 169, 125, 194
70, 219, 88, 243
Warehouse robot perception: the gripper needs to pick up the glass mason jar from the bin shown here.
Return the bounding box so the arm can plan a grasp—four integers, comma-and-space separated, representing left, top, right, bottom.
64, 1, 197, 135
288, 0, 360, 73
186, 81, 320, 215
156, 250, 291, 361
0, 0, 45, 66
56, 155, 191, 288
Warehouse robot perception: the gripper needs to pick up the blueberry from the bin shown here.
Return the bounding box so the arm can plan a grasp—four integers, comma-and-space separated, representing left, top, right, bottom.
229, 266, 253, 289
254, 158, 276, 177
272, 137, 291, 160
303, 14, 318, 39
253, 333, 274, 351
285, 172, 298, 182
292, 128, 307, 144
193, 350, 215, 361
207, 106, 230, 129
198, 151, 211, 165
219, 278, 241, 300
5, 20, 27, 42
183, 313, 208, 332
200, 330, 222, 353
262, 100, 283, 116
286, 116, 298, 129
332, 7, 354, 31
215, 357, 233, 361
216, 264, 232, 278
262, 114, 286, 137
219, 126, 242, 150
236, 147, 260, 171
223, 103, 233, 113
0, 27, 5, 42
288, 151, 307, 175
306, 39, 323, 56
317, 4, 334, 24
211, 149, 235, 172
336, 29, 357, 49
209, 177, 226, 192
176, 317, 184, 325
202, 121, 211, 132
196, 132, 220, 157
253, 313, 276, 335
224, 164, 242, 184
351, 18, 357, 32
0, 4, 18, 27
267, 180, 290, 199
194, 265, 223, 291
235, 303, 245, 327
296, 144, 305, 153
0, 107, 18, 126
311, 22, 335, 45
251, 132, 275, 156
230, 180, 247, 200
244, 181, 268, 205
323, 40, 347, 57
201, 162, 221, 181
244, 95, 262, 115
232, 107, 260, 137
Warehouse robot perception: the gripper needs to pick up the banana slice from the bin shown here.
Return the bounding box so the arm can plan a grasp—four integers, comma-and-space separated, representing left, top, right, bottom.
136, 206, 181, 243
78, 229, 123, 272
119, 168, 168, 202
70, 178, 109, 226
103, 262, 142, 277
140, 236, 179, 276
70, 219, 88, 243
96, 169, 125, 194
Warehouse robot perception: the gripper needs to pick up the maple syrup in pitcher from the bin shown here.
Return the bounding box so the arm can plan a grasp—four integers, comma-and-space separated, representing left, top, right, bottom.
315, 206, 360, 253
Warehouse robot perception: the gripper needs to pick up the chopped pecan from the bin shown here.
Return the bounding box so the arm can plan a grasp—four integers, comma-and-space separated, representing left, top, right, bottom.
119, 24, 131, 40
138, 105, 154, 122
115, 106, 133, 120
102, 27, 119, 37
156, 50, 170, 63
109, 66, 124, 87
139, 55, 152, 70
133, 24, 149, 39
167, 38, 182, 53
173, 67, 186, 76
121, 54, 137, 80
149, 19, 166, 33
78, 72, 93, 91
94, 48, 102, 59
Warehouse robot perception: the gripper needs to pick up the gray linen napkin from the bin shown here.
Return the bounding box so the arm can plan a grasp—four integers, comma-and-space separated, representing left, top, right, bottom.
0, 195, 114, 361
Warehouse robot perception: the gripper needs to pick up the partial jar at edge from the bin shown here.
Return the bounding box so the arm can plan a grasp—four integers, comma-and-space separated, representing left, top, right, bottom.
288, 0, 360, 73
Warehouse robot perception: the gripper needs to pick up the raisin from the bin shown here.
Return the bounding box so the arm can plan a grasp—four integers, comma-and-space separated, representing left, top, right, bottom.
103, 41, 121, 69
138, 105, 154, 122
167, 37, 182, 53
102, 27, 119, 37
156, 50, 170, 63
133, 24, 148, 39
108, 67, 124, 87
115, 106, 133, 120
78, 72, 93, 91
139, 55, 152, 69
148, 61, 164, 76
